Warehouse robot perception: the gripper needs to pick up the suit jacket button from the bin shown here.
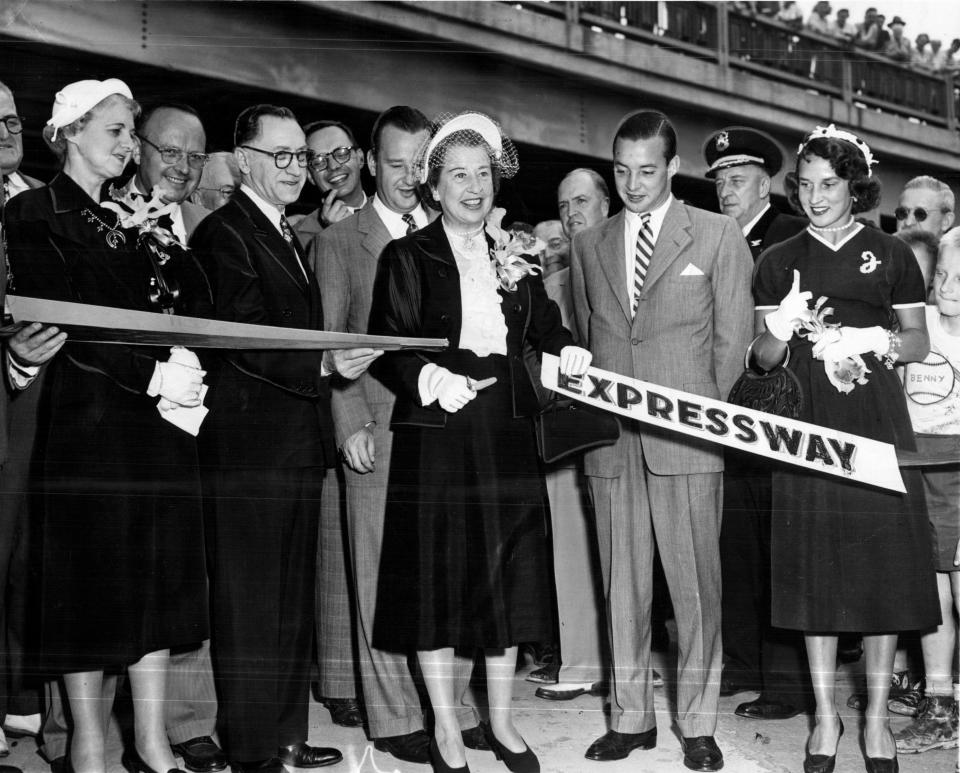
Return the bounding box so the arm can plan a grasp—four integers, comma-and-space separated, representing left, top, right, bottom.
438, 268, 447, 278
281, 308, 293, 318
512, 303, 522, 313
440, 314, 450, 323
631, 337, 641, 345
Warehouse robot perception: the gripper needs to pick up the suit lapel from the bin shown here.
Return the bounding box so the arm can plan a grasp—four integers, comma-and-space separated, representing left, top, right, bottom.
234, 192, 309, 295
595, 212, 630, 323
641, 198, 691, 292
358, 202, 392, 262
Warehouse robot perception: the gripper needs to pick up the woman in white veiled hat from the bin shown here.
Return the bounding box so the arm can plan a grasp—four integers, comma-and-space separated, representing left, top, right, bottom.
4, 80, 212, 773
368, 112, 592, 773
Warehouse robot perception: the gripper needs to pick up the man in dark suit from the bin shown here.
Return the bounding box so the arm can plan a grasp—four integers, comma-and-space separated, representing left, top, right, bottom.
570, 110, 753, 771
0, 80, 66, 770
190, 104, 380, 773
703, 126, 812, 722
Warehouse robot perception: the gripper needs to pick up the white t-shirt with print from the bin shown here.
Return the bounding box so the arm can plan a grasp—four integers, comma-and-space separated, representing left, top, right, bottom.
904, 305, 960, 434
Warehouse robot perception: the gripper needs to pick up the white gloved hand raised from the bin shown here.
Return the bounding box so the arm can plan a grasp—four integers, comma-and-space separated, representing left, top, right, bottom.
812, 325, 889, 362
765, 270, 813, 342
424, 366, 477, 413
559, 345, 592, 377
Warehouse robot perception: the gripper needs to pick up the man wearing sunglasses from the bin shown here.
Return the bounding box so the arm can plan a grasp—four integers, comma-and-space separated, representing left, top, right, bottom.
293, 121, 367, 247
191, 104, 381, 773
896, 175, 955, 238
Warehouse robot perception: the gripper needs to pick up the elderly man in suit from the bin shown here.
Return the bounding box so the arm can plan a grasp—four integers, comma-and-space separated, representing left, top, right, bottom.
702, 126, 811, 722
191, 104, 380, 773
570, 110, 753, 771
308, 105, 488, 766
191, 152, 240, 213
0, 80, 67, 770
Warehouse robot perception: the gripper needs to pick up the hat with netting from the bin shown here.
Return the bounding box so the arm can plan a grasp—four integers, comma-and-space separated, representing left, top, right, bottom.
415, 111, 519, 184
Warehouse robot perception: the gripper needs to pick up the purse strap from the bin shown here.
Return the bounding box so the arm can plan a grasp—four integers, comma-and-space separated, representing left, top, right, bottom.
745, 334, 790, 370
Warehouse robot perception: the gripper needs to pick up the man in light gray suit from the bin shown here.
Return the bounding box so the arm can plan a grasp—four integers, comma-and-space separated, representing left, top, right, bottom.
307, 106, 486, 767
570, 110, 753, 772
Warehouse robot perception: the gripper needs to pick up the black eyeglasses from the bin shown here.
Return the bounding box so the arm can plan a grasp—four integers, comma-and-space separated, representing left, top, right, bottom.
307, 146, 358, 172
241, 145, 309, 169
137, 134, 208, 169
0, 115, 24, 134
894, 206, 949, 222
196, 185, 236, 198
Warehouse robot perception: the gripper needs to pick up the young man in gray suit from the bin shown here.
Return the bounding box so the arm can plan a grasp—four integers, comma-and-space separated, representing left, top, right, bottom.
569, 110, 753, 772
307, 106, 488, 767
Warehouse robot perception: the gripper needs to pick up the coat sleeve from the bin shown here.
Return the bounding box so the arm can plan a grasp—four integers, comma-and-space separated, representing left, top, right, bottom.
190, 214, 327, 397
711, 217, 755, 397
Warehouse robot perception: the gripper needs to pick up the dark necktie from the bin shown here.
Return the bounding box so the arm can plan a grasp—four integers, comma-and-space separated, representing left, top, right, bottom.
402, 213, 417, 235
631, 213, 653, 317
280, 215, 296, 244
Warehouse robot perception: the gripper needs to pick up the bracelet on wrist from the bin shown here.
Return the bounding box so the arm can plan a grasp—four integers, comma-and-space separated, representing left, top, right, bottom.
881, 330, 902, 368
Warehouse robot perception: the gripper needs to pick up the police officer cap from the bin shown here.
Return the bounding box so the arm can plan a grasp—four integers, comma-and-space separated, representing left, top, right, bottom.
703, 126, 784, 179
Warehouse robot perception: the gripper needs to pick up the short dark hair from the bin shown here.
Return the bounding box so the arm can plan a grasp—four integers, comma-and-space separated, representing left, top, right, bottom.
302, 119, 358, 147
137, 102, 202, 135
561, 168, 610, 202
234, 104, 298, 148
370, 106, 430, 156
613, 110, 677, 160
786, 136, 882, 215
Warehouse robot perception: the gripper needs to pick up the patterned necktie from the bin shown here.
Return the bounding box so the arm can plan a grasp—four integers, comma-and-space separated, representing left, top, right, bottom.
402, 213, 417, 235
632, 213, 654, 317
279, 215, 296, 245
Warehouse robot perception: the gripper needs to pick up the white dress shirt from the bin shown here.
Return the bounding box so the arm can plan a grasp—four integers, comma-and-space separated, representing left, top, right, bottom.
622, 193, 673, 289
372, 195, 428, 240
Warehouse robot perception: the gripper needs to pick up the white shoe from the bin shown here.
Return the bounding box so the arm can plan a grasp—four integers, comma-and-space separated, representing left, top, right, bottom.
3, 713, 41, 737
0, 726, 9, 757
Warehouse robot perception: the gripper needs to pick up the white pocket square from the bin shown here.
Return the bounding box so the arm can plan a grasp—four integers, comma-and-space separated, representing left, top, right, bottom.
680, 263, 704, 276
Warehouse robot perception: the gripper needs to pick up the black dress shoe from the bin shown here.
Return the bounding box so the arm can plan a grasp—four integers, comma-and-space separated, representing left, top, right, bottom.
373, 731, 431, 764
121, 748, 180, 773
535, 682, 606, 701
524, 663, 559, 684
172, 736, 228, 773
277, 743, 342, 768
681, 736, 724, 771
735, 697, 804, 720
321, 697, 365, 728
584, 728, 657, 761
803, 716, 843, 773
461, 725, 491, 751
230, 758, 285, 773
482, 723, 539, 773
428, 737, 468, 773
864, 757, 898, 773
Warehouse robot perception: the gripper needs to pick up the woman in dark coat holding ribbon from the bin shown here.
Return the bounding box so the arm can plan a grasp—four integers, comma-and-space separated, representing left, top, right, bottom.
5, 79, 211, 773
369, 112, 591, 773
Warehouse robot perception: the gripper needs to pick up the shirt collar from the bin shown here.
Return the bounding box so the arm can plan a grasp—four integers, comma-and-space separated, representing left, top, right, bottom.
3, 171, 30, 199
741, 202, 771, 237
240, 182, 284, 234
372, 194, 427, 239
624, 193, 673, 235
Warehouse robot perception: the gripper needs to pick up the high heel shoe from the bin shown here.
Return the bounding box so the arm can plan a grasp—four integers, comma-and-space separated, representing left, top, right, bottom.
121, 749, 179, 773
864, 727, 899, 773
482, 722, 540, 773
803, 716, 844, 773
428, 736, 469, 773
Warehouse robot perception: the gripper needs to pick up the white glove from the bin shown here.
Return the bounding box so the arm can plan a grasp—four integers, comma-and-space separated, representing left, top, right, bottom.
424, 366, 477, 413
559, 345, 592, 377
765, 270, 813, 342
149, 347, 205, 408
812, 325, 889, 362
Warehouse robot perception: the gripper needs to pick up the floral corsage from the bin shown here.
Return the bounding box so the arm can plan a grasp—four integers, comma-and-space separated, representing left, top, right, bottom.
102, 185, 187, 264
798, 296, 870, 394
485, 207, 544, 292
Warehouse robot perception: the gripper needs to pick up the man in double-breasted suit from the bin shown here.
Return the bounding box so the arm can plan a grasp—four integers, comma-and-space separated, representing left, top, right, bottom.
569, 110, 753, 772
308, 105, 486, 766
191, 104, 379, 773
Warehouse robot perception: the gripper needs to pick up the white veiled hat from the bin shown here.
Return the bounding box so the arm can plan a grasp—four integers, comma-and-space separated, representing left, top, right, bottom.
47, 79, 133, 140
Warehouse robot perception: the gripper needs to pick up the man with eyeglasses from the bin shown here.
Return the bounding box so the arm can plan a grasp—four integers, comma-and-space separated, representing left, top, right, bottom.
191, 104, 381, 773
896, 175, 955, 238
191, 152, 240, 213
293, 121, 367, 248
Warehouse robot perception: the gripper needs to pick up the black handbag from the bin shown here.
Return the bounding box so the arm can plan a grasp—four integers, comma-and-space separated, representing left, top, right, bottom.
727, 337, 804, 419
534, 397, 621, 463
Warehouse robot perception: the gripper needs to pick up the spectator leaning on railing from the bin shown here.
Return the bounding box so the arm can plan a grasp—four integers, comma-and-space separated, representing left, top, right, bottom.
883, 16, 912, 62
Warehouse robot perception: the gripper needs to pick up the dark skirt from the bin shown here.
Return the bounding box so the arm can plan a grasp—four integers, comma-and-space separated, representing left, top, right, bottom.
770, 344, 940, 633
39, 361, 208, 673
373, 350, 552, 651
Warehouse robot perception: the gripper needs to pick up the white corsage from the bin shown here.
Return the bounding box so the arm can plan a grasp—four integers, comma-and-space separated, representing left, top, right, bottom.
102, 185, 187, 263
798, 296, 871, 394
485, 207, 544, 292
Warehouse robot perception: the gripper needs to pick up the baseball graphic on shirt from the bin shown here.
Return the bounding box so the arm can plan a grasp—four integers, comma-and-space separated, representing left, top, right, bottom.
905, 352, 956, 406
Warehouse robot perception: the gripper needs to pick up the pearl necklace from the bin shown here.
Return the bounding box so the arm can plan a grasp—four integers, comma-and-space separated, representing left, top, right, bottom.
447, 224, 485, 250
82, 208, 127, 249
808, 217, 856, 233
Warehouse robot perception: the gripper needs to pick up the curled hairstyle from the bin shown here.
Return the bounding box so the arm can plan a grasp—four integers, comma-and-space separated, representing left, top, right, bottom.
234, 104, 298, 148
786, 136, 881, 215
42, 93, 141, 167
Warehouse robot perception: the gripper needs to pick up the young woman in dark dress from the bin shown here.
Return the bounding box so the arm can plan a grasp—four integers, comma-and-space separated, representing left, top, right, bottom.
5, 79, 211, 773
369, 112, 591, 773
751, 125, 939, 773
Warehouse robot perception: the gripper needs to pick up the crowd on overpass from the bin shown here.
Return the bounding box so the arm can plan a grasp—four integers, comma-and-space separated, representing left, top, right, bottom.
0, 70, 957, 773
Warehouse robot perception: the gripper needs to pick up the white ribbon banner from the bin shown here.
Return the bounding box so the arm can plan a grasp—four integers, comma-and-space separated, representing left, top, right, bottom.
541, 353, 905, 493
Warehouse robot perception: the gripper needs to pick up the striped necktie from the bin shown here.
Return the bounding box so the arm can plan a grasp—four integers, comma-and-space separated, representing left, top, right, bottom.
402, 213, 417, 235
632, 213, 653, 316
